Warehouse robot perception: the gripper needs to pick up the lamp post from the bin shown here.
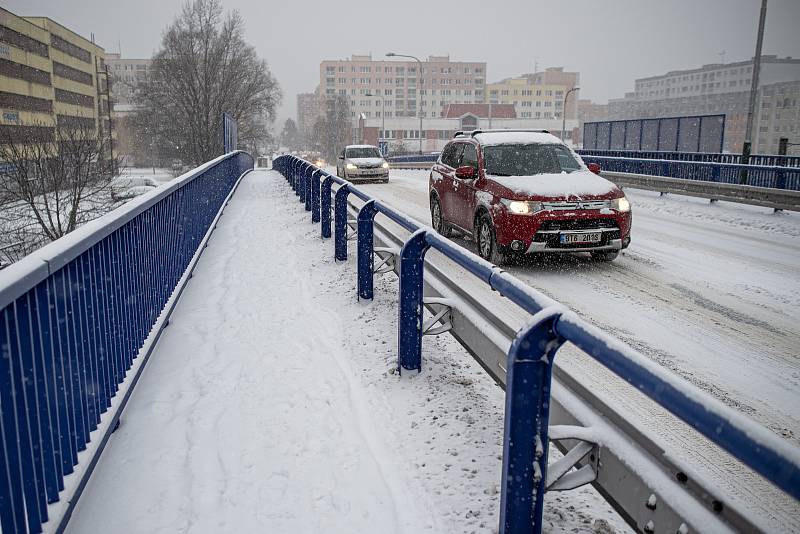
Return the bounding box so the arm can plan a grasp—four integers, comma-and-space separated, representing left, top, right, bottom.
561, 86, 580, 145
386, 52, 423, 154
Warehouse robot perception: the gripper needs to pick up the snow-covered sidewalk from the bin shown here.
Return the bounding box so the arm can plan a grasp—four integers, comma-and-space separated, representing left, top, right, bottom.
66, 170, 623, 534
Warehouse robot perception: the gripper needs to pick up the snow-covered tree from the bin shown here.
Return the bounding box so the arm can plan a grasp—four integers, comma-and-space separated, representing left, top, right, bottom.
131, 0, 281, 166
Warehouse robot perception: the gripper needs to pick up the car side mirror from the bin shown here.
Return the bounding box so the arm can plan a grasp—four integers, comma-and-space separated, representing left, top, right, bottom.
455, 165, 475, 179
587, 163, 601, 175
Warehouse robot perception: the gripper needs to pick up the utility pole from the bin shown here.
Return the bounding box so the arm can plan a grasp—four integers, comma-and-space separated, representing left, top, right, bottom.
740, 0, 768, 184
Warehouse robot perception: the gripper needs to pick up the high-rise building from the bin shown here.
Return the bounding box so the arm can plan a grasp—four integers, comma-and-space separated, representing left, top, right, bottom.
0, 6, 112, 149
486, 68, 580, 122
607, 56, 800, 153
319, 54, 486, 124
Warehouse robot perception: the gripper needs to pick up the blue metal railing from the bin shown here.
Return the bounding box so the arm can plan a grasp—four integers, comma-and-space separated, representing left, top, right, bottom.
0, 151, 253, 534
577, 149, 800, 167
386, 151, 800, 191
579, 154, 800, 190
273, 154, 800, 534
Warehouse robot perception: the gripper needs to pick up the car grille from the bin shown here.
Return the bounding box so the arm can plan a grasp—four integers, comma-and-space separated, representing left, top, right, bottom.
542, 200, 608, 211
538, 219, 618, 231
358, 163, 381, 169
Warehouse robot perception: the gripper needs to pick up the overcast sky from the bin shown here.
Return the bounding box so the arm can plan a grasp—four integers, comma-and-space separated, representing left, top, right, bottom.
9, 0, 800, 127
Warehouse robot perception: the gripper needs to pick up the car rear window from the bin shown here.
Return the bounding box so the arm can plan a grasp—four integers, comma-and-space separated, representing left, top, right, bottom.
346, 147, 380, 158
483, 143, 582, 176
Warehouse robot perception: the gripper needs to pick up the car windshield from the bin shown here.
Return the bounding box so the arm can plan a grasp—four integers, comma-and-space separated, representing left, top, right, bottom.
346, 147, 381, 158
483, 143, 582, 176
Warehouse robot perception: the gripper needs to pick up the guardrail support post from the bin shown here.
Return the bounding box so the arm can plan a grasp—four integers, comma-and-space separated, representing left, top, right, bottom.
334, 185, 350, 261
299, 164, 307, 203
500, 308, 565, 534
311, 170, 321, 223
321, 176, 333, 238
304, 167, 313, 212
357, 200, 379, 300
398, 230, 430, 373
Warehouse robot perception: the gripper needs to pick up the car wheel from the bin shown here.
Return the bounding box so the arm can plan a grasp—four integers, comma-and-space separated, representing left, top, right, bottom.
430, 196, 452, 237
590, 251, 619, 262
477, 213, 506, 265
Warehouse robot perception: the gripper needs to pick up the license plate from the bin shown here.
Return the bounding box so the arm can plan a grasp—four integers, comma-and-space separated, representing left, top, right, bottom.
560, 232, 601, 244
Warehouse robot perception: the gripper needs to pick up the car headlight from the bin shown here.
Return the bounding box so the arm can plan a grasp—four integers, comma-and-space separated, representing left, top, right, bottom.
346, 163, 357, 170
382, 162, 390, 169
611, 196, 631, 212
500, 199, 544, 215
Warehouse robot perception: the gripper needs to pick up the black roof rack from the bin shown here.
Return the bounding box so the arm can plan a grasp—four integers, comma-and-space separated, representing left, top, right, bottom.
453, 129, 551, 139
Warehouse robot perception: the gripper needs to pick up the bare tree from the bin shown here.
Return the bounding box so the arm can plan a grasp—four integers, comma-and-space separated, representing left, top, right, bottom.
312, 96, 351, 161
132, 0, 281, 166
0, 121, 118, 257
280, 119, 300, 151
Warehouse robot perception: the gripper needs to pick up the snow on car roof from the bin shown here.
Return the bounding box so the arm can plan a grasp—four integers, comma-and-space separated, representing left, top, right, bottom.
473, 131, 563, 146
346, 144, 379, 149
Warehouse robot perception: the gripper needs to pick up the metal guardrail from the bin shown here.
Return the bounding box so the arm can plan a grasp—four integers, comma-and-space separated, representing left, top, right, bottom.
0, 151, 254, 534
581, 154, 800, 191
273, 155, 800, 534
578, 149, 800, 168
601, 171, 800, 212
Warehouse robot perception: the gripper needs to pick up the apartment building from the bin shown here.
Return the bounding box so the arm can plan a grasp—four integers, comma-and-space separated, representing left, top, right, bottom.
755, 80, 800, 155
360, 103, 580, 153
607, 56, 800, 152
486, 67, 580, 122
106, 52, 152, 110
0, 6, 111, 146
319, 54, 486, 124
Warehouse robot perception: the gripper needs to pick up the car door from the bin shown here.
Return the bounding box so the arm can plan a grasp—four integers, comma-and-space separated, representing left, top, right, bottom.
451, 142, 479, 230
439, 143, 464, 223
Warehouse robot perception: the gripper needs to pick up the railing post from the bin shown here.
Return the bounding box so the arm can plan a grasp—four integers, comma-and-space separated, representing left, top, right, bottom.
775, 166, 786, 190
299, 163, 307, 203
357, 200, 379, 300
500, 308, 565, 534
304, 166, 313, 212
293, 159, 299, 191
311, 170, 321, 222
321, 176, 334, 238
398, 230, 430, 373
334, 184, 350, 261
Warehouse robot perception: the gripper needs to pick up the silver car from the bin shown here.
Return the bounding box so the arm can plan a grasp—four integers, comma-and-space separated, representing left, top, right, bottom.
336, 145, 390, 183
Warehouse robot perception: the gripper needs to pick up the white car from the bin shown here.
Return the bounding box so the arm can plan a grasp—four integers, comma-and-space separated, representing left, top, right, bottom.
110, 176, 160, 201
336, 145, 389, 183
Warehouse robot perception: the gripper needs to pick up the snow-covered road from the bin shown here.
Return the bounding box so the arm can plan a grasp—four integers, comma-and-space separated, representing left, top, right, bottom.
351, 169, 800, 447
66, 170, 624, 533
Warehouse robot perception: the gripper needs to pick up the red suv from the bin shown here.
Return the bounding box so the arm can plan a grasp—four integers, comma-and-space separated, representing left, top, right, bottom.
429, 130, 631, 264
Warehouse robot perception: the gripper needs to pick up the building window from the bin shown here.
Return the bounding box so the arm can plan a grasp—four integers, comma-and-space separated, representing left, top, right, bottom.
51, 34, 91, 63
53, 61, 93, 86
0, 25, 49, 57
0, 58, 51, 86
55, 88, 94, 108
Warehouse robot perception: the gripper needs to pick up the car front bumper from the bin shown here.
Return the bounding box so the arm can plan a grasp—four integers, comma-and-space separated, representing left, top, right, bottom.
347, 170, 389, 181
494, 210, 632, 254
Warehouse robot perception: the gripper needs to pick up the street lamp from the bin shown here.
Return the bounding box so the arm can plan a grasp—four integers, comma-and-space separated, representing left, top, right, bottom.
561, 86, 580, 145
386, 52, 423, 154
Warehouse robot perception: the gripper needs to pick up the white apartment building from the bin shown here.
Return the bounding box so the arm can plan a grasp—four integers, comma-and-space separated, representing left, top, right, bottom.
106, 52, 152, 111
319, 54, 486, 125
